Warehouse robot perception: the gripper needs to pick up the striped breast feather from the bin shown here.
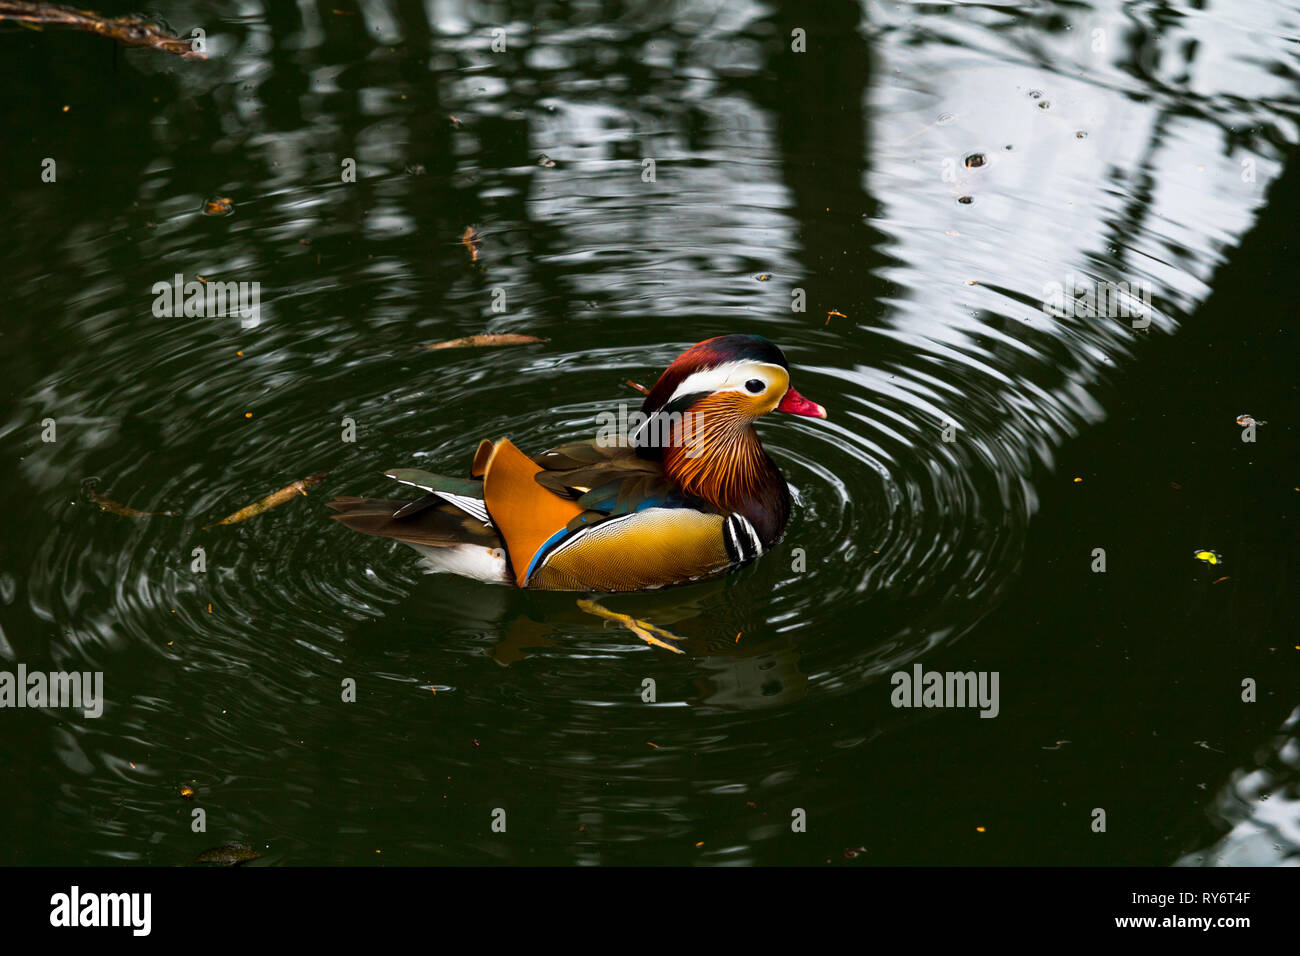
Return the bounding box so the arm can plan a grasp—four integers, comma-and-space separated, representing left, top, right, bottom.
722, 513, 763, 565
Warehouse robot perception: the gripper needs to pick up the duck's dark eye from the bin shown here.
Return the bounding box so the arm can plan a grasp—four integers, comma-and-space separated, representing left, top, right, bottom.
745, 379, 765, 394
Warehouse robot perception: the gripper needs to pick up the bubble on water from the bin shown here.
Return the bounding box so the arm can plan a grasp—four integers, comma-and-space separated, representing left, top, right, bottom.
936, 112, 956, 126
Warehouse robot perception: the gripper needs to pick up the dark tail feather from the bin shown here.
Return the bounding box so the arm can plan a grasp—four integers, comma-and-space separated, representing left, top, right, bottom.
327, 497, 500, 550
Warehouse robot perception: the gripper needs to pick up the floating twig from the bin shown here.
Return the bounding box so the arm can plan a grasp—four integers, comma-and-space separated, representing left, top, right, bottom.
426, 334, 547, 350
0, 2, 206, 59
86, 480, 178, 517
204, 473, 326, 529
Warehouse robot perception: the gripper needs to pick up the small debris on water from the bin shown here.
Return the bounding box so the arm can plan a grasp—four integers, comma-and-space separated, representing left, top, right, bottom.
461, 226, 480, 262
192, 843, 260, 865
204, 473, 327, 529
426, 334, 548, 349
85, 480, 178, 518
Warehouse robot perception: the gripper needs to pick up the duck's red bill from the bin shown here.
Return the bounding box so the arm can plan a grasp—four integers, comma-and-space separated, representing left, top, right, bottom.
777, 387, 827, 418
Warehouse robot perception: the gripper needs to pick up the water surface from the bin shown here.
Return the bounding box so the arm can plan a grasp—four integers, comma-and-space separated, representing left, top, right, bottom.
0, 0, 1296, 864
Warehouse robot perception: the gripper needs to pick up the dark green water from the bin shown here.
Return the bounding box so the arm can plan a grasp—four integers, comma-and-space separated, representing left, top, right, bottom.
0, 0, 1296, 865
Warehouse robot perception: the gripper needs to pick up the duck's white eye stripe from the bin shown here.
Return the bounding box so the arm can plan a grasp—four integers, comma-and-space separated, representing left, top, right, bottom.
665, 361, 786, 406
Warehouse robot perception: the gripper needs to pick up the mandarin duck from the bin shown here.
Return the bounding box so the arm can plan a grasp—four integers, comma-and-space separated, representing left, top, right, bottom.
328, 334, 826, 591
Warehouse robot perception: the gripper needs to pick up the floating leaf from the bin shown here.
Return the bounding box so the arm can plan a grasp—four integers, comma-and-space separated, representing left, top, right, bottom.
191, 843, 260, 865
